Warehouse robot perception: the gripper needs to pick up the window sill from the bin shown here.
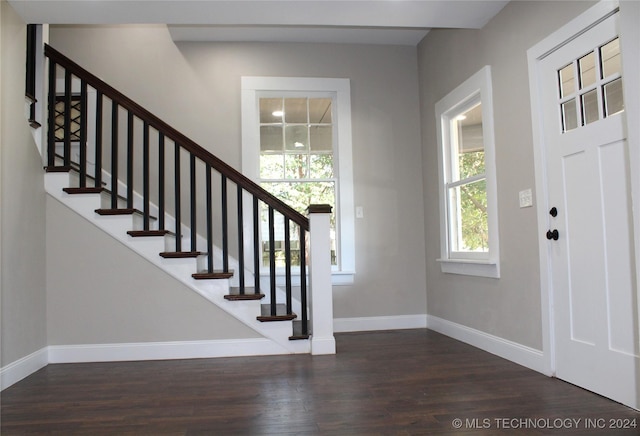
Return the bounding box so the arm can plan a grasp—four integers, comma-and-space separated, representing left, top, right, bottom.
260, 270, 355, 286
437, 258, 500, 279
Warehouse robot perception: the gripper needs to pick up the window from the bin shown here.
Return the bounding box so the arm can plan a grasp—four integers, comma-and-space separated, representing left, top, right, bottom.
242, 77, 355, 284
435, 66, 500, 278
558, 37, 623, 134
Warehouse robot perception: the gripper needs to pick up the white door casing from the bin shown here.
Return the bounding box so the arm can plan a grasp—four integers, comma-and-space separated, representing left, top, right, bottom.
528, 2, 639, 410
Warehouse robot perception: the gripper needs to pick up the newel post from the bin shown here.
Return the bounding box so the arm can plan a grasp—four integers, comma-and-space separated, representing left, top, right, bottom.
307, 204, 336, 355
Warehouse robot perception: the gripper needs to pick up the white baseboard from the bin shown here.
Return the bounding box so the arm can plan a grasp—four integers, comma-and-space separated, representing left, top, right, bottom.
426, 315, 547, 374
1, 348, 48, 391
334, 314, 427, 333
48, 337, 292, 364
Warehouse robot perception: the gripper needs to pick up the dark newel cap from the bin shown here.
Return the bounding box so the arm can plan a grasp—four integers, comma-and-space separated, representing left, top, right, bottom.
307, 204, 333, 214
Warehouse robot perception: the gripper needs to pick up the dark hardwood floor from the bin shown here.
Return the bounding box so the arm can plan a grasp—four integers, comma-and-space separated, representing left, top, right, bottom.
2, 329, 638, 435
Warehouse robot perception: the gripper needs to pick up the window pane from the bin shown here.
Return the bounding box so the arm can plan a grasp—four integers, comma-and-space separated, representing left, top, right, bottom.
284, 98, 307, 123
448, 178, 488, 253
309, 98, 332, 123
452, 103, 484, 180
260, 98, 283, 123
604, 78, 624, 117
581, 89, 599, 125
285, 154, 308, 179
578, 52, 596, 89
310, 125, 333, 151
561, 99, 578, 133
601, 38, 621, 78
260, 126, 283, 151
310, 154, 334, 179
558, 63, 575, 98
261, 181, 337, 266
285, 125, 308, 151
260, 154, 284, 179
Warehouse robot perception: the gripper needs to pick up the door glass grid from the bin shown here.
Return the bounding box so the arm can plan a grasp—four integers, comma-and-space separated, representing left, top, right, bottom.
556, 37, 623, 133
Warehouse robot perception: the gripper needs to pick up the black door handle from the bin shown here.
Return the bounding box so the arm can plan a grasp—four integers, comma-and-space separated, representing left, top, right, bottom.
549, 207, 558, 217
546, 229, 559, 240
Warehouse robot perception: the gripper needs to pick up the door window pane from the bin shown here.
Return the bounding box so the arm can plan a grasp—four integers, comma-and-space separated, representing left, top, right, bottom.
601, 38, 621, 78
581, 89, 599, 125
561, 99, 578, 133
578, 52, 596, 89
604, 78, 624, 116
558, 64, 575, 98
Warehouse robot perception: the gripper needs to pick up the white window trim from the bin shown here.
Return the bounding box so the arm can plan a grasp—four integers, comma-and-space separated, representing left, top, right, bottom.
435, 66, 500, 278
241, 76, 355, 285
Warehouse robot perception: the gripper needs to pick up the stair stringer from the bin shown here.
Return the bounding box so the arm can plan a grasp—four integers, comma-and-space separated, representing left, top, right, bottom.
45, 171, 311, 355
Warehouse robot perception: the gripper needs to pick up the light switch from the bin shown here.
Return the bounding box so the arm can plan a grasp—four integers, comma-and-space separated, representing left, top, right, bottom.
519, 189, 533, 208
356, 206, 364, 218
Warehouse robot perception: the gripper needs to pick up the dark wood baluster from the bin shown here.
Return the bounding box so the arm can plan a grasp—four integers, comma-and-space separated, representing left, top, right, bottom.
299, 227, 308, 335
110, 101, 119, 209
237, 186, 245, 294
63, 69, 72, 168
79, 80, 88, 188
285, 217, 292, 315
206, 164, 213, 273
94, 91, 103, 188
46, 60, 56, 168
158, 133, 165, 230
221, 175, 229, 273
190, 154, 197, 252
142, 121, 150, 231
174, 143, 182, 251
268, 205, 276, 316
253, 196, 261, 295
126, 111, 134, 209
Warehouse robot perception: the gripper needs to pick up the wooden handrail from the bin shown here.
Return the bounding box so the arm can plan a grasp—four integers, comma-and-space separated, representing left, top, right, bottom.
44, 44, 309, 230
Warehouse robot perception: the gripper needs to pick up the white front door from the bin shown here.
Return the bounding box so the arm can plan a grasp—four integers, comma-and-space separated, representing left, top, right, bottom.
538, 10, 638, 408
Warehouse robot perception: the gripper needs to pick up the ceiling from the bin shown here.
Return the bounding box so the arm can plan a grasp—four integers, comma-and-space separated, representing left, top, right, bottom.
10, 0, 509, 46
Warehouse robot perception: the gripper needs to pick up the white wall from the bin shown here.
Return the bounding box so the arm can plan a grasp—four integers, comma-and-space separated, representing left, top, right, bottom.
48, 25, 428, 330
0, 0, 47, 366
418, 1, 596, 350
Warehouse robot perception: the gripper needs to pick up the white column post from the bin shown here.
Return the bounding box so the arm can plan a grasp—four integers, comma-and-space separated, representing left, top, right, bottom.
307, 204, 335, 355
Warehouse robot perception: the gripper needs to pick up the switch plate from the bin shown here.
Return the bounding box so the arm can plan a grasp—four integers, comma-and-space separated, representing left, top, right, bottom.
356, 206, 364, 218
519, 189, 533, 208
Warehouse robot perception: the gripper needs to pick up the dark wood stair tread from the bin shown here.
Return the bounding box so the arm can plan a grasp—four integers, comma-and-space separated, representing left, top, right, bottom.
289, 320, 310, 340
224, 287, 265, 301
63, 187, 105, 194
95, 208, 141, 216
127, 230, 173, 237
45, 165, 73, 173
192, 271, 234, 280
257, 304, 297, 322
159, 251, 203, 258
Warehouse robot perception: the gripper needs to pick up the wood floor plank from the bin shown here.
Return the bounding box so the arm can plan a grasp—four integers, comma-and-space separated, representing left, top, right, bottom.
1, 329, 638, 435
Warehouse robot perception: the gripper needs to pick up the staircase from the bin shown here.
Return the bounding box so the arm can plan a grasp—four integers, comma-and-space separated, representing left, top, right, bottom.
41, 44, 335, 356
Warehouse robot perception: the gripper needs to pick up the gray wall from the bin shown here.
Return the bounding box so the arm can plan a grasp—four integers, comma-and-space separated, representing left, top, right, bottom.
418, 1, 595, 349
0, 0, 48, 366
46, 198, 259, 344
49, 25, 428, 328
